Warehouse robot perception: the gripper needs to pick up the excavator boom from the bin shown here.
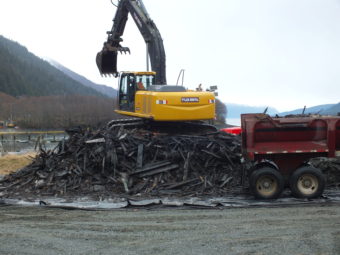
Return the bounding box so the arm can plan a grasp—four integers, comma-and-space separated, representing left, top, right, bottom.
97, 0, 216, 123
96, 0, 166, 84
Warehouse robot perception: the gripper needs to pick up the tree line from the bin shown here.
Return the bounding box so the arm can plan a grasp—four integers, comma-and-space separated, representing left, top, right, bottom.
0, 93, 118, 129
0, 92, 226, 129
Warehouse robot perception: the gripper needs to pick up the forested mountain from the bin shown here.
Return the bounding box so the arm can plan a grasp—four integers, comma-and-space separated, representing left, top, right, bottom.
279, 104, 339, 116
0, 35, 102, 97
49, 60, 117, 99
226, 103, 279, 118
226, 103, 340, 118
0, 36, 118, 128
321, 103, 340, 116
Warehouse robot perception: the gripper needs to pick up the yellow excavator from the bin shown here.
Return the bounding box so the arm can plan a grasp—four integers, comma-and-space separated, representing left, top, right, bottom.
96, 0, 216, 123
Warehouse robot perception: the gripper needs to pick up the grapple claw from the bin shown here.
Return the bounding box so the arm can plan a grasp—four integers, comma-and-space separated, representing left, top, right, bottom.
96, 45, 130, 76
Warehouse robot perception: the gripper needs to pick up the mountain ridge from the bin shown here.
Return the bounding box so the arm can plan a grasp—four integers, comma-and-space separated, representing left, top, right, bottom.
48, 59, 117, 99
279, 103, 340, 116
0, 35, 102, 97
225, 103, 279, 118
225, 102, 340, 118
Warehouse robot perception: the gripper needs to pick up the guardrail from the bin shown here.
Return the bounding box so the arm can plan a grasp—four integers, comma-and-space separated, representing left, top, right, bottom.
0, 131, 67, 154
0, 131, 66, 140
0, 130, 65, 135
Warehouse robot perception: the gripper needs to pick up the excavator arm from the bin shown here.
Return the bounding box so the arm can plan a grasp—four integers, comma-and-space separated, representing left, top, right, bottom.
96, 0, 166, 84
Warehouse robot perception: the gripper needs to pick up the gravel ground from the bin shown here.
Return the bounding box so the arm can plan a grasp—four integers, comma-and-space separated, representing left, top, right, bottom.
0, 204, 340, 255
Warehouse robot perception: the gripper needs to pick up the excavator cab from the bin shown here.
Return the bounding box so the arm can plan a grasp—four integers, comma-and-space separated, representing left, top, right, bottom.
116, 71, 216, 121
118, 72, 156, 111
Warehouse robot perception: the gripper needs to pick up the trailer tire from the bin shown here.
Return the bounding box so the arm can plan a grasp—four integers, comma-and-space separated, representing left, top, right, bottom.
289, 166, 325, 199
250, 167, 284, 199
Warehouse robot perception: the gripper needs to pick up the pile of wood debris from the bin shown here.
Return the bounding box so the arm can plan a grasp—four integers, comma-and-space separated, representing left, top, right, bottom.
0, 124, 246, 198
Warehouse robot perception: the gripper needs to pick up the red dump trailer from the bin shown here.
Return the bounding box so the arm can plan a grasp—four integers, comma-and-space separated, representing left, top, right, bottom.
220, 127, 242, 135
241, 113, 340, 199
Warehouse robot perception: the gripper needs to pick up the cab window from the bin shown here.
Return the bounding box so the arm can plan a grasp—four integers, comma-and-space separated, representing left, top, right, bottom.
136, 74, 155, 90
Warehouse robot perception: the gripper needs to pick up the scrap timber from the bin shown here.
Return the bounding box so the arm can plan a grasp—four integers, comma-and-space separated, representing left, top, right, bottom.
1, 119, 340, 202
310, 157, 340, 189
0, 122, 246, 198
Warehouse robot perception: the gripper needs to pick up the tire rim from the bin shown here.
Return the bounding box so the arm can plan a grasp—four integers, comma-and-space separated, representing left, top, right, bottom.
297, 174, 319, 196
256, 175, 278, 197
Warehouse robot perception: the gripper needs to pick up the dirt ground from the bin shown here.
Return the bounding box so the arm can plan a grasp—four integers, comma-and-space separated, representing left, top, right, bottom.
0, 204, 339, 255
1, 153, 340, 254
0, 153, 35, 175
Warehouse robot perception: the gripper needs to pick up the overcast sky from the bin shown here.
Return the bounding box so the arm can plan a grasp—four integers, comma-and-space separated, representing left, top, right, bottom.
1, 0, 340, 111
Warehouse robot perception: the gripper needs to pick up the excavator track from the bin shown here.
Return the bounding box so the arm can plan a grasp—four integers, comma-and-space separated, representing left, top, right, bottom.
107, 118, 217, 135
145, 121, 218, 135
107, 118, 145, 129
